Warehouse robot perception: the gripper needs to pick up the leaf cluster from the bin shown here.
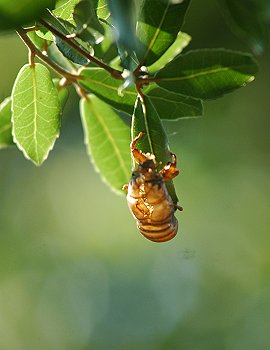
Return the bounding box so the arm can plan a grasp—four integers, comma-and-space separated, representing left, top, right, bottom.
0, 0, 258, 202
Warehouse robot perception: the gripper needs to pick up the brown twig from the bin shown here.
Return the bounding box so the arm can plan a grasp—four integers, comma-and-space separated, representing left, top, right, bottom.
17, 28, 80, 82
39, 18, 124, 80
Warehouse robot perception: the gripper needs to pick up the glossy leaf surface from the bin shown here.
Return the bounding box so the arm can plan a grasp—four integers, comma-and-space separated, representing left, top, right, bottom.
136, 0, 190, 66
144, 85, 203, 120
79, 68, 137, 114
0, 97, 13, 148
132, 96, 178, 204
147, 32, 191, 74
156, 49, 258, 99
80, 95, 131, 194
12, 63, 61, 165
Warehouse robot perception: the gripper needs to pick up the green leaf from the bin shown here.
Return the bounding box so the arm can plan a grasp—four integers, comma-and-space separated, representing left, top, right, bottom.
136, 0, 191, 66
108, 0, 138, 61
12, 63, 61, 165
0, 0, 55, 30
27, 31, 52, 51
147, 32, 191, 74
37, 0, 80, 40
73, 0, 104, 44
53, 79, 69, 111
144, 84, 203, 120
220, 0, 270, 54
0, 97, 13, 149
47, 43, 75, 72
97, 0, 110, 19
78, 67, 137, 114
53, 0, 80, 23
42, 10, 91, 64
156, 49, 258, 99
132, 96, 178, 204
80, 95, 131, 194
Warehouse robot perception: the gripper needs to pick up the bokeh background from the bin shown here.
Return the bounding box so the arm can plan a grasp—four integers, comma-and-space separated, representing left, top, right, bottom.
1, 2, 270, 349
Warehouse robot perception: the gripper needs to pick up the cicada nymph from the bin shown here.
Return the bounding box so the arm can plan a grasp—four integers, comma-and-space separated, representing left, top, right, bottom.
124, 132, 182, 243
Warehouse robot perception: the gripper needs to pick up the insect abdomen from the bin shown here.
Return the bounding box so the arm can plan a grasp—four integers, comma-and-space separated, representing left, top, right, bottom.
137, 216, 178, 243
127, 179, 178, 243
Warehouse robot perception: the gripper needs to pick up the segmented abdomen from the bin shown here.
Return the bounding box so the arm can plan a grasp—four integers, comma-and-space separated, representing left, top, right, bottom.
127, 179, 178, 243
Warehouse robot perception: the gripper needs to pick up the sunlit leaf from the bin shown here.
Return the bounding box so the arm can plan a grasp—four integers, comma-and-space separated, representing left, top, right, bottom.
53, 0, 80, 23
136, 0, 191, 66
144, 84, 203, 120
132, 96, 178, 204
147, 32, 191, 74
78, 67, 137, 114
12, 63, 61, 165
37, 0, 80, 40
0, 0, 55, 30
97, 0, 110, 19
53, 78, 69, 111
0, 97, 13, 149
156, 49, 258, 99
80, 95, 131, 194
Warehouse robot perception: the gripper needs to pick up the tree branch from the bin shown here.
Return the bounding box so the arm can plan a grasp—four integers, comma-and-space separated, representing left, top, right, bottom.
39, 18, 124, 80
17, 28, 80, 82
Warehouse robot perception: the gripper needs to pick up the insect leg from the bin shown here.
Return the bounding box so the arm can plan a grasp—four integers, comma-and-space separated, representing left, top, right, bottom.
159, 152, 179, 181
131, 132, 148, 164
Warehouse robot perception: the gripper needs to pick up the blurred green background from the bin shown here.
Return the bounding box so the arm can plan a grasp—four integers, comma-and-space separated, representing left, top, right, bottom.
1, 2, 270, 349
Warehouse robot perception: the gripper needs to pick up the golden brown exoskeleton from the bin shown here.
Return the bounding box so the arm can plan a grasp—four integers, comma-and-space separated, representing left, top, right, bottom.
123, 132, 182, 243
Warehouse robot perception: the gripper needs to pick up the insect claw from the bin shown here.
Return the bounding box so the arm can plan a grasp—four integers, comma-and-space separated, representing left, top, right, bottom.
122, 184, 128, 191
175, 205, 183, 211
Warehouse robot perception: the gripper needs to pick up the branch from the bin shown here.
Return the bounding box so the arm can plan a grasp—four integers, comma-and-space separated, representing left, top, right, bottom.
39, 18, 124, 80
17, 28, 80, 82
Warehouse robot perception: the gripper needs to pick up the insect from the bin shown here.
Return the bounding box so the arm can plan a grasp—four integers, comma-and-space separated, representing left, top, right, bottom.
123, 132, 182, 243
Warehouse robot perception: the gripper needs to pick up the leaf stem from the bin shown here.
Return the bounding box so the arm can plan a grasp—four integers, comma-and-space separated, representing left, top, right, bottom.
39, 18, 124, 80
17, 28, 80, 82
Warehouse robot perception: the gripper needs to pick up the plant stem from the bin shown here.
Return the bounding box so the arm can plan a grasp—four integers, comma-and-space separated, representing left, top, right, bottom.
17, 28, 80, 82
39, 18, 123, 80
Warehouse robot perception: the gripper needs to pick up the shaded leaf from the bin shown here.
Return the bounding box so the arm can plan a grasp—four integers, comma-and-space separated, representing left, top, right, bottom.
147, 32, 191, 74
132, 96, 178, 204
42, 10, 91, 64
156, 49, 258, 99
0, 0, 55, 30
220, 0, 270, 54
80, 95, 131, 194
144, 84, 203, 120
73, 0, 104, 44
136, 0, 191, 66
78, 67, 137, 114
12, 63, 61, 165
47, 42, 75, 72
107, 0, 140, 68
0, 97, 13, 148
